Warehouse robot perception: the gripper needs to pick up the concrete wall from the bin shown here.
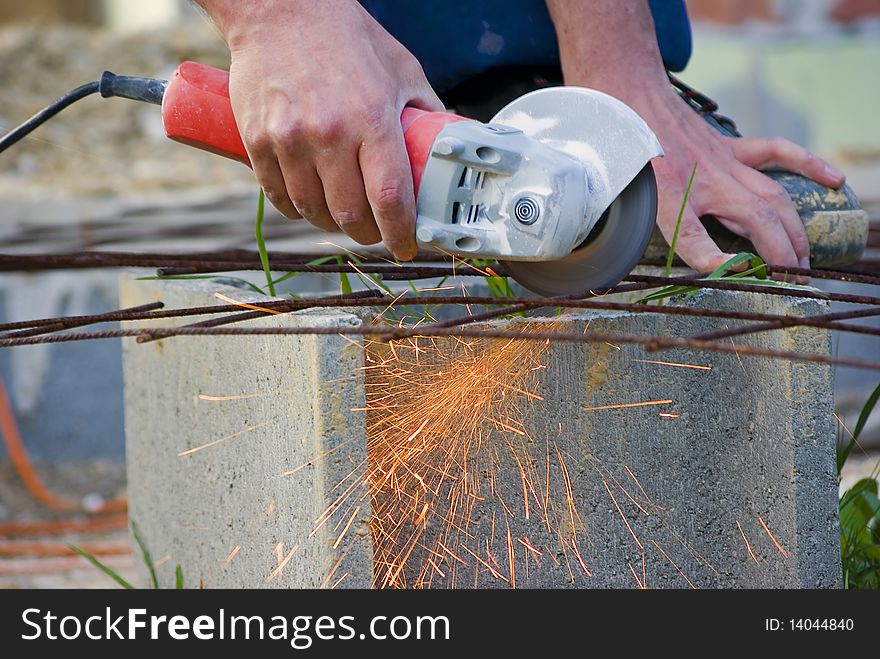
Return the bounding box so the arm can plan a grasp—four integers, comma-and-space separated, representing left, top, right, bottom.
120, 275, 372, 588
120, 274, 841, 588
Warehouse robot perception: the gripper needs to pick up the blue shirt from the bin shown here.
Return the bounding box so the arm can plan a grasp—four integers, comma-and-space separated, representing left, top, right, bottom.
359, 0, 692, 92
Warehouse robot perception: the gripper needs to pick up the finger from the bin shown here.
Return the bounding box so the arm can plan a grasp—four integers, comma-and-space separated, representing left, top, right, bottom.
358, 123, 418, 260
249, 152, 301, 219
316, 153, 382, 245
657, 199, 733, 273
275, 155, 337, 233
727, 136, 845, 188
710, 180, 800, 270
733, 165, 811, 274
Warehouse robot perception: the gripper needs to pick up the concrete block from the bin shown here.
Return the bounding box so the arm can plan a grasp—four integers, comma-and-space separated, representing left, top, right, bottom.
121, 274, 840, 588
119, 274, 372, 588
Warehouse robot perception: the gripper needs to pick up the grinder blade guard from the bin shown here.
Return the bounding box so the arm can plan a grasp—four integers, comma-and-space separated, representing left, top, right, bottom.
413, 87, 663, 295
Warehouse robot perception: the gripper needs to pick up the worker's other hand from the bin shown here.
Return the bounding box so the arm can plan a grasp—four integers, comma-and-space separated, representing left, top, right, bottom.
586, 78, 845, 275
210, 0, 443, 260
546, 0, 846, 276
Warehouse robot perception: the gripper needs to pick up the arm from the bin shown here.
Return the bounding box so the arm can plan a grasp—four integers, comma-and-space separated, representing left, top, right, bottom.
194, 0, 443, 259
546, 0, 846, 272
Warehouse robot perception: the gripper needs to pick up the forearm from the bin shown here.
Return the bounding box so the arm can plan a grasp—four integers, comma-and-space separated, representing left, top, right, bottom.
545, 0, 668, 91
193, 0, 327, 50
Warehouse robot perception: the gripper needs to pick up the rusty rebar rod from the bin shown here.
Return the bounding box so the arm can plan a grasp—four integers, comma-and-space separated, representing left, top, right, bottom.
1, 250, 879, 285
0, 302, 164, 336
0, 325, 876, 370
4, 289, 880, 343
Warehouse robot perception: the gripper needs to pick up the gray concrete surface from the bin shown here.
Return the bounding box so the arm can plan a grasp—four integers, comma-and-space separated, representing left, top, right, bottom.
121, 275, 841, 588
119, 274, 372, 588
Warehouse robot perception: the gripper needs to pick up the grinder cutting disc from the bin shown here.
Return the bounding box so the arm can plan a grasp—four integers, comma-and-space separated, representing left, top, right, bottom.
500, 165, 657, 296
488, 87, 660, 297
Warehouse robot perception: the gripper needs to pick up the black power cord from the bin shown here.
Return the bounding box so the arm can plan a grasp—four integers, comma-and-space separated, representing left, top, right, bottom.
0, 72, 167, 155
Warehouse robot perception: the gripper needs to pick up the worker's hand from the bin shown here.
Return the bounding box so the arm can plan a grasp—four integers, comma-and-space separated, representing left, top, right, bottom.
547, 0, 846, 274
594, 80, 846, 273
199, 0, 444, 260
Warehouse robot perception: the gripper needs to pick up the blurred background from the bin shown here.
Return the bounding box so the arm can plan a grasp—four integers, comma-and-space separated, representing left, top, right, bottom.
0, 0, 877, 586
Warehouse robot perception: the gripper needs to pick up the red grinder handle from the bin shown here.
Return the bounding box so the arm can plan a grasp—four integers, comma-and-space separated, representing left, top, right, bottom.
162, 61, 468, 194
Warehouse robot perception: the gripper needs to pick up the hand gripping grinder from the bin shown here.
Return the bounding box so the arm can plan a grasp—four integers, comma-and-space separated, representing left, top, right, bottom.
0, 62, 664, 296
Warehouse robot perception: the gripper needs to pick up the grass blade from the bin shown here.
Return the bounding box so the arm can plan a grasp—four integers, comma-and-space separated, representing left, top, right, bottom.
69, 545, 135, 589
175, 564, 184, 590
838, 382, 880, 474
665, 163, 698, 277
131, 520, 159, 589
255, 189, 276, 297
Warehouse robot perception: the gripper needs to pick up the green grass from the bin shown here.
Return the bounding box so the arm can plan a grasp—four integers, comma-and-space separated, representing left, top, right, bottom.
838, 383, 880, 589
665, 163, 698, 278
642, 162, 825, 305
255, 189, 276, 296
70, 520, 184, 589
68, 544, 135, 589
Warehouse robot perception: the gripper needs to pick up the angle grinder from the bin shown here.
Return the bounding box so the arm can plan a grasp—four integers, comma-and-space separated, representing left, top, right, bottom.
0, 61, 664, 296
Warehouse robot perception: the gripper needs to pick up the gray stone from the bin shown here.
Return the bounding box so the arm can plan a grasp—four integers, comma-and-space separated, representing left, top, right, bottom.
121, 274, 841, 588
120, 273, 372, 588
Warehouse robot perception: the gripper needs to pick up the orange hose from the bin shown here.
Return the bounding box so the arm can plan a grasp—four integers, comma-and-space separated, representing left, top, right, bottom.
0, 554, 133, 575
0, 541, 130, 557
0, 375, 127, 515
0, 514, 129, 538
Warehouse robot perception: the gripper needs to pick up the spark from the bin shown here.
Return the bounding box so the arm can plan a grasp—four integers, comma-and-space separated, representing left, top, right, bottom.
658, 412, 680, 419
406, 419, 430, 443
460, 543, 509, 583
517, 537, 542, 556
362, 326, 557, 587
374, 290, 408, 323
277, 444, 342, 477
499, 383, 544, 401
438, 541, 466, 565
757, 516, 789, 559
223, 545, 241, 565
433, 247, 495, 277
427, 558, 446, 577
730, 337, 747, 373
333, 506, 361, 550
634, 359, 712, 371
833, 412, 856, 442
212, 291, 285, 315
487, 418, 526, 436
607, 474, 650, 516
603, 479, 643, 550
651, 540, 696, 589
330, 573, 350, 589
461, 282, 472, 317
417, 286, 456, 293
569, 538, 592, 576
736, 520, 760, 564
317, 240, 402, 268
177, 420, 271, 457
627, 561, 645, 589
584, 399, 673, 413
507, 522, 516, 589
267, 544, 299, 582
348, 260, 391, 296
